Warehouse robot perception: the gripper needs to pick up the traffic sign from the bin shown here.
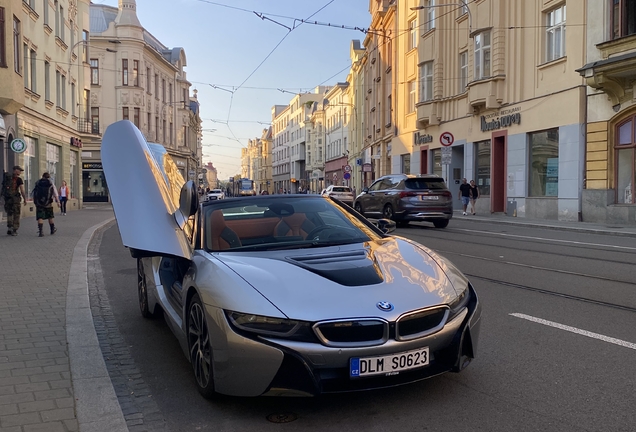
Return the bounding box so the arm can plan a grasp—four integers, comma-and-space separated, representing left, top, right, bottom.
343, 172, 351, 180
440, 132, 454, 147
343, 164, 352, 173
332, 172, 338, 181
441, 147, 452, 165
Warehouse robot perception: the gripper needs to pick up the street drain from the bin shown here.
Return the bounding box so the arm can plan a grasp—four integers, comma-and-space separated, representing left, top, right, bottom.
266, 413, 298, 423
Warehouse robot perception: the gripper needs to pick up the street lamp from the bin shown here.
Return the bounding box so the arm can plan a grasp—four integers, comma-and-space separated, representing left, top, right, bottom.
411, 0, 472, 36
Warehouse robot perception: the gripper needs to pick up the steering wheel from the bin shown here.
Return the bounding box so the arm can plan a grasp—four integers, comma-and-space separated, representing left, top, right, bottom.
307, 225, 335, 241
307, 225, 358, 241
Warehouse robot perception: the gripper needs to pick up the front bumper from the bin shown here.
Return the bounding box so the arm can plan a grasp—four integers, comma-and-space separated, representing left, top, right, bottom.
206, 284, 481, 397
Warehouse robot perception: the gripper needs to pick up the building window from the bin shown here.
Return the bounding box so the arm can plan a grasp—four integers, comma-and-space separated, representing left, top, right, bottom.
425, 0, 436, 32
146, 67, 151, 93
408, 80, 416, 112
133, 107, 140, 128
90, 58, 98, 84
529, 129, 559, 197
460, 1, 468, 15
59, 5, 64, 41
122, 107, 129, 121
82, 30, 88, 62
54, 0, 59, 37
154, 73, 158, 96
71, 82, 75, 116
408, 18, 418, 50
69, 19, 74, 54
419, 61, 433, 102
169, 83, 173, 104
23, 43, 28, 88
459, 51, 468, 92
56, 70, 60, 106
612, 0, 636, 40
43, 0, 49, 26
615, 117, 636, 203
475, 140, 491, 196
401, 153, 411, 175
546, 5, 566, 62
147, 112, 151, 135
163, 119, 166, 142
44, 61, 50, 101
474, 31, 491, 80
84, 89, 90, 120
122, 59, 128, 86
0, 8, 6, 68
170, 121, 173, 144
133, 60, 139, 86
29, 49, 36, 92
13, 16, 20, 74
46, 143, 61, 185
162, 78, 166, 102
155, 116, 159, 141
91, 107, 99, 134
431, 148, 442, 177
24, 136, 36, 196
70, 150, 77, 198
61, 74, 66, 109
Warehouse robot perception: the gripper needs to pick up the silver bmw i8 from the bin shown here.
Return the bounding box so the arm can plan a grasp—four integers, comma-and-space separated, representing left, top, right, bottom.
102, 121, 481, 398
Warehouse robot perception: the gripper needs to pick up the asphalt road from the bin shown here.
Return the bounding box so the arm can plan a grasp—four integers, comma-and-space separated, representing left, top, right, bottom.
95, 219, 636, 432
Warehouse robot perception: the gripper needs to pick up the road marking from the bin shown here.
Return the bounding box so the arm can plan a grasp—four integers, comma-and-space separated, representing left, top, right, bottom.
510, 313, 636, 350
451, 228, 636, 251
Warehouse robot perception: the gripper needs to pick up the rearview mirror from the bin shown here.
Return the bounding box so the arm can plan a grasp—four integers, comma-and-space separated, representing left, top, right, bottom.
376, 218, 396, 234
175, 181, 198, 228
362, 187, 369, 193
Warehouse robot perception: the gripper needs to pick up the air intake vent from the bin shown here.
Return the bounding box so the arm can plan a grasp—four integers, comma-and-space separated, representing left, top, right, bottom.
314, 319, 388, 347
396, 307, 449, 341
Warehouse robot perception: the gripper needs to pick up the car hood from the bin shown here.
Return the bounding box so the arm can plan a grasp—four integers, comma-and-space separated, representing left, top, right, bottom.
212, 237, 464, 322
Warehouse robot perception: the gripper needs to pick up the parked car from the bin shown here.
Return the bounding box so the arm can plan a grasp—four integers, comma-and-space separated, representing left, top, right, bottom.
101, 121, 480, 398
354, 174, 453, 228
322, 185, 355, 205
206, 189, 225, 201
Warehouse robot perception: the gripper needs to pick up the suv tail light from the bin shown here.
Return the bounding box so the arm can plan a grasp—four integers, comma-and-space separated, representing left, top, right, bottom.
399, 191, 417, 198
442, 191, 452, 198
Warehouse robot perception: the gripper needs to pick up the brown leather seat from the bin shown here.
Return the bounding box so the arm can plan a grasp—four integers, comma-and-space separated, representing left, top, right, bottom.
208, 210, 242, 250
274, 213, 315, 238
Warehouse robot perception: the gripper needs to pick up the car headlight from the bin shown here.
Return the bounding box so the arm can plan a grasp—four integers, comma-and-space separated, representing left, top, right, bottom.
226, 311, 315, 341
448, 284, 470, 321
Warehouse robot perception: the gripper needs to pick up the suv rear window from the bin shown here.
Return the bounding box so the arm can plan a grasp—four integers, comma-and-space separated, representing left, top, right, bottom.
332, 187, 351, 192
405, 178, 447, 190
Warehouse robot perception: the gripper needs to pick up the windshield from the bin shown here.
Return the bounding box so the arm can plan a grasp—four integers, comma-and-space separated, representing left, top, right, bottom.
210, 189, 223, 194
332, 187, 352, 193
203, 196, 379, 252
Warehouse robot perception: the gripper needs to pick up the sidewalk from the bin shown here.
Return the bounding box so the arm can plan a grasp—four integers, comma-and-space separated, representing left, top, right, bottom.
0, 204, 124, 432
1, 203, 635, 432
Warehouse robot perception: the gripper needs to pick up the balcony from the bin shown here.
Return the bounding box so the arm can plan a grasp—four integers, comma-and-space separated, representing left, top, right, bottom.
467, 76, 504, 110
77, 119, 100, 135
416, 101, 440, 129
577, 51, 636, 106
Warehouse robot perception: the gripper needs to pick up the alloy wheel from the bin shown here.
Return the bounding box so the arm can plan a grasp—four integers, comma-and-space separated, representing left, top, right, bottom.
188, 299, 212, 390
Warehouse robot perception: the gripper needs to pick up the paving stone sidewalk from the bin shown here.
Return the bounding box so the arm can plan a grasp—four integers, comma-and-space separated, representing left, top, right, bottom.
0, 205, 118, 432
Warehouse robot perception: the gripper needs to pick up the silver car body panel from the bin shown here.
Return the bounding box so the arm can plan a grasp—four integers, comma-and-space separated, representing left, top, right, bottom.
102, 120, 192, 259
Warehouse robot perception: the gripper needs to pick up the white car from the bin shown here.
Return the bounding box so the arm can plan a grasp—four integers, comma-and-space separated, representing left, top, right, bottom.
322, 185, 354, 205
206, 189, 225, 201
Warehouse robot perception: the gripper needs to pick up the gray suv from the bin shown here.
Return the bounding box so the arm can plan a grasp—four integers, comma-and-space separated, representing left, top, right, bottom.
353, 174, 453, 228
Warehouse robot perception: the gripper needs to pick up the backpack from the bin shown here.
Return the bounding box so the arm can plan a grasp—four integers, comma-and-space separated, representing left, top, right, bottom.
1, 173, 12, 200
33, 179, 54, 207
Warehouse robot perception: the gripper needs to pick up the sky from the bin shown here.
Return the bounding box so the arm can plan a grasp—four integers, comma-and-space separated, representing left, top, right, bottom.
94, 0, 372, 180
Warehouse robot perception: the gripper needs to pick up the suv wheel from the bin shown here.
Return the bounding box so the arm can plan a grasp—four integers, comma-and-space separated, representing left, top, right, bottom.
383, 204, 394, 220
354, 202, 363, 215
433, 219, 449, 228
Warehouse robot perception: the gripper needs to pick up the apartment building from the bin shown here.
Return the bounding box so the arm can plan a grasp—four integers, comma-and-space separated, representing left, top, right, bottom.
2, 0, 91, 217
398, 0, 586, 221
347, 39, 367, 192
578, 0, 636, 224
324, 82, 351, 187
85, 0, 201, 201
258, 126, 272, 194
306, 100, 326, 194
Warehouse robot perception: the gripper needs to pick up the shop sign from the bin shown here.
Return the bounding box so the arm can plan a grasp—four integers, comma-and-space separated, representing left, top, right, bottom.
481, 107, 521, 132
70, 137, 83, 148
83, 162, 103, 170
414, 131, 433, 145
175, 160, 186, 167
362, 163, 372, 172
10, 139, 27, 153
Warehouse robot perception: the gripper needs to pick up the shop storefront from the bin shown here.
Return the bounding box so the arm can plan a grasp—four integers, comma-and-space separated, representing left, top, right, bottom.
325, 156, 348, 188
82, 162, 109, 202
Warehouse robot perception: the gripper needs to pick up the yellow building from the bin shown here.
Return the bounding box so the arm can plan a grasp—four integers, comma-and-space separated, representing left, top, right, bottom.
2, 0, 91, 217
392, 0, 587, 221
85, 0, 201, 201
577, 0, 636, 223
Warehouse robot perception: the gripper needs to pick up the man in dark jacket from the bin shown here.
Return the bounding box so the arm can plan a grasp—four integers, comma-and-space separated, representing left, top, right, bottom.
2, 166, 28, 236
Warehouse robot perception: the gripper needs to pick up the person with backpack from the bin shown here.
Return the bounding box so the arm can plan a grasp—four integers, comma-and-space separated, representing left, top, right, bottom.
33, 172, 60, 237
2, 166, 28, 236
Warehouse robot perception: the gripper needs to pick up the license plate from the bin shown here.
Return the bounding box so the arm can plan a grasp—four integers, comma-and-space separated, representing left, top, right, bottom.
420, 195, 439, 200
350, 347, 429, 378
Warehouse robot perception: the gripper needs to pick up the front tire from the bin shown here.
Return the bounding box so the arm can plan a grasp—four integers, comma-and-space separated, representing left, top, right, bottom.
188, 293, 216, 399
354, 202, 363, 215
382, 204, 394, 220
137, 259, 154, 318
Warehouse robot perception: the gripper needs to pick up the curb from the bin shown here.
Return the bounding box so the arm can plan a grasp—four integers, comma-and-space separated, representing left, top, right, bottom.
65, 217, 130, 432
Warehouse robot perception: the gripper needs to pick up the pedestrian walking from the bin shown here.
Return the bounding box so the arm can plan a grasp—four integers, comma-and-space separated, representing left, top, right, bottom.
33, 172, 60, 237
59, 180, 69, 215
469, 180, 480, 215
459, 178, 471, 216
1, 166, 28, 236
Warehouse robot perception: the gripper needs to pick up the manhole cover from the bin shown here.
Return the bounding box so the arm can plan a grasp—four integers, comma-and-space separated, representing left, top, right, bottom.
266, 413, 298, 423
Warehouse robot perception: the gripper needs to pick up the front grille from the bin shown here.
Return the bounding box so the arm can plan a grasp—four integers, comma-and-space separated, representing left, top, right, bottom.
314, 319, 388, 347
396, 307, 449, 341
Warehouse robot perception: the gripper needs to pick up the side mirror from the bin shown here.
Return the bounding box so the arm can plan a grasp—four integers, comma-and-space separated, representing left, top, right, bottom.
362, 187, 369, 193
175, 180, 198, 228
376, 218, 396, 234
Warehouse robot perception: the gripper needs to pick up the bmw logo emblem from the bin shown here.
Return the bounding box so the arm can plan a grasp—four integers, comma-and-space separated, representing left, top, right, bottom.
376, 301, 394, 312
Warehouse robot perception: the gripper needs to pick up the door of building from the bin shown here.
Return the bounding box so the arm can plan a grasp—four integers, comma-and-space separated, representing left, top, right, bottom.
420, 147, 428, 174
491, 131, 507, 213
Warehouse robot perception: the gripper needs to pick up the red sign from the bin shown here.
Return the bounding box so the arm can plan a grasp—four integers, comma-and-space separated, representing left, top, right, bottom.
440, 132, 454, 147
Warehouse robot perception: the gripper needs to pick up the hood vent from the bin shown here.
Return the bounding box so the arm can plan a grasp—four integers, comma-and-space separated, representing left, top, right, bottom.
286, 250, 383, 287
